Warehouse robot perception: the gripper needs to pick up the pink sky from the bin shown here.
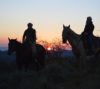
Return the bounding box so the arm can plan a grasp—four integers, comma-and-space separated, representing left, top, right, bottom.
0, 0, 100, 47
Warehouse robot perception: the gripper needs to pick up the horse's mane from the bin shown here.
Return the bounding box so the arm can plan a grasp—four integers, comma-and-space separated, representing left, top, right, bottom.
63, 26, 80, 41
68, 27, 80, 38
16, 40, 22, 44
10, 39, 22, 46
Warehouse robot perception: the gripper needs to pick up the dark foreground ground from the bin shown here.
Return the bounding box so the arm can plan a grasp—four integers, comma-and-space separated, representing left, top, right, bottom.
0, 53, 100, 89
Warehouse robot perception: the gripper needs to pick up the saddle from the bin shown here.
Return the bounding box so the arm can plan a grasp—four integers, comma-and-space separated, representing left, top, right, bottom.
23, 40, 37, 55
31, 42, 37, 55
81, 32, 95, 55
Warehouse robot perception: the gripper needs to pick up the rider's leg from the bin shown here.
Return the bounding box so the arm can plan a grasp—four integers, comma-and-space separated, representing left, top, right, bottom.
87, 35, 94, 54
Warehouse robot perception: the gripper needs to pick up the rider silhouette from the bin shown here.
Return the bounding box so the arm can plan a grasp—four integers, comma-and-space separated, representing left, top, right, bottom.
22, 23, 37, 54
23, 23, 36, 43
81, 16, 95, 54
83, 16, 94, 35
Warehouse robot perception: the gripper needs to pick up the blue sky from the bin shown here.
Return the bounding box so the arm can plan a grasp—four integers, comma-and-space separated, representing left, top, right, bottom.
0, 0, 100, 47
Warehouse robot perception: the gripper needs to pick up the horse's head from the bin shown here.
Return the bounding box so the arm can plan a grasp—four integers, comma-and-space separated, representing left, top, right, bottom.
8, 38, 17, 55
62, 24, 70, 43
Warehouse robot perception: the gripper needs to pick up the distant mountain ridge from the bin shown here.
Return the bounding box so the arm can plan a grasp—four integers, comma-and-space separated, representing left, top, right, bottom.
0, 47, 8, 51
0, 49, 74, 62
0, 50, 15, 62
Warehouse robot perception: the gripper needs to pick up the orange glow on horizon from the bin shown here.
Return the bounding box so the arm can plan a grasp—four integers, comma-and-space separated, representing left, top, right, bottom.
47, 47, 52, 51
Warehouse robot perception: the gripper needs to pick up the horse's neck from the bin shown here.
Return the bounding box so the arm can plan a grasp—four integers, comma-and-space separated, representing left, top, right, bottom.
68, 29, 87, 58
68, 29, 80, 48
70, 29, 79, 38
15, 42, 22, 53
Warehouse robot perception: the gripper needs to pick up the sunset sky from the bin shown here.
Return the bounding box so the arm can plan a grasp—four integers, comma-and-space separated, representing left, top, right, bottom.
0, 0, 100, 48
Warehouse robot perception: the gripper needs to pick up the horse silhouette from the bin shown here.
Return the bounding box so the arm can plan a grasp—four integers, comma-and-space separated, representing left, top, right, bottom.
62, 25, 86, 58
62, 24, 100, 56
8, 38, 46, 71
62, 24, 100, 73
62, 25, 88, 72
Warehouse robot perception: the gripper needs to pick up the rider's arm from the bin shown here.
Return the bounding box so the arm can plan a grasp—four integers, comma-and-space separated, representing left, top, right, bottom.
34, 30, 37, 40
22, 30, 26, 43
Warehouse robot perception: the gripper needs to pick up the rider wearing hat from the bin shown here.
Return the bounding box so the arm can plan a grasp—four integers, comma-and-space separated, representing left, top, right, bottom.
22, 23, 37, 54
23, 23, 36, 43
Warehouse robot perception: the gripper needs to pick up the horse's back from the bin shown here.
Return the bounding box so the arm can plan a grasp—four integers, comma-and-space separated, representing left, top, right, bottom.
81, 34, 100, 55
93, 36, 100, 47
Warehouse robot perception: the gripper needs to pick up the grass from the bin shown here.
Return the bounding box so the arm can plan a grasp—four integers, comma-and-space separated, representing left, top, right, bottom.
0, 55, 100, 89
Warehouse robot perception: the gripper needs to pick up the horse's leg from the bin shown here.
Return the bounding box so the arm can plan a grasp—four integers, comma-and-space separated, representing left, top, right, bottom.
36, 55, 45, 71
16, 64, 22, 72
35, 59, 40, 71
16, 58, 22, 71
24, 63, 28, 72
32, 56, 40, 71
40, 57, 45, 69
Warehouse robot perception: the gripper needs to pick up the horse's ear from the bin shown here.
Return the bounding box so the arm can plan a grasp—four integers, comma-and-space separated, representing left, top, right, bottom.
68, 25, 70, 28
8, 37, 10, 41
